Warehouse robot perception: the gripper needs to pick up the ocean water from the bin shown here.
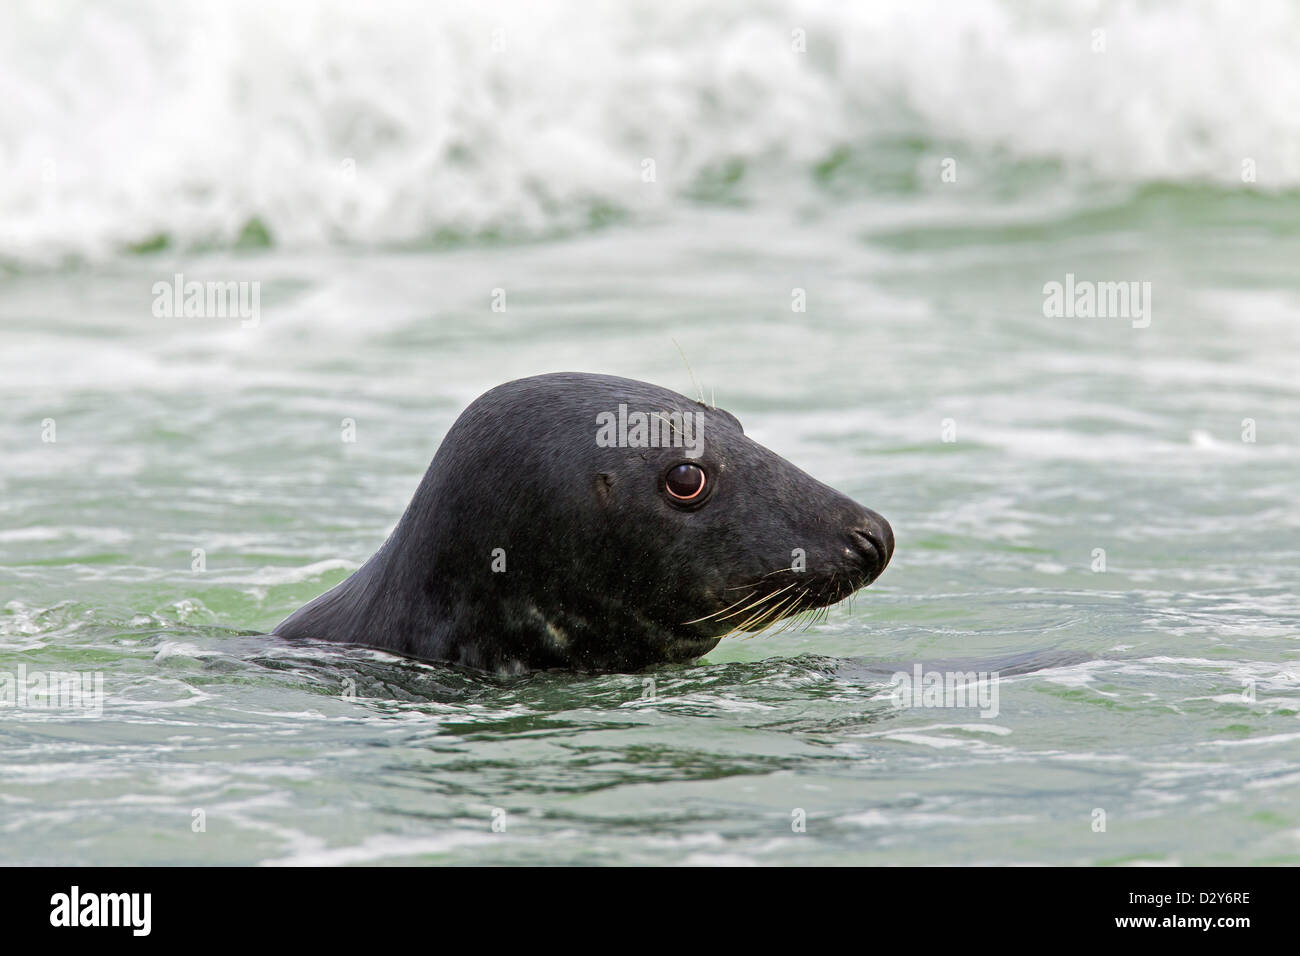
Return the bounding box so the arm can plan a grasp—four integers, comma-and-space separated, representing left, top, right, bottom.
3, 0, 1300, 865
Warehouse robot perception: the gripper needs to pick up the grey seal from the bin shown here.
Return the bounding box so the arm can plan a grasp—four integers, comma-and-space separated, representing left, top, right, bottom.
274, 372, 893, 672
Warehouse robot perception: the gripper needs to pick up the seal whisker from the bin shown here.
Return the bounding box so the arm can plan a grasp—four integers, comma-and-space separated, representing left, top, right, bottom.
730, 602, 787, 635
680, 589, 758, 625
770, 588, 811, 635
708, 589, 790, 639
723, 566, 800, 590
716, 583, 797, 622
737, 591, 802, 638
650, 411, 684, 439
759, 596, 800, 632
671, 337, 705, 405
794, 589, 817, 632
794, 589, 828, 633
732, 590, 796, 633
771, 607, 802, 635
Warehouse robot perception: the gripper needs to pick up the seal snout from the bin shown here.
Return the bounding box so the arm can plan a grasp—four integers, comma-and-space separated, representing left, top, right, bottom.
847, 508, 894, 582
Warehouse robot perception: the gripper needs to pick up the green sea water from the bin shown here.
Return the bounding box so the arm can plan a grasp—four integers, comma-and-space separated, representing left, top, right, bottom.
3, 178, 1299, 865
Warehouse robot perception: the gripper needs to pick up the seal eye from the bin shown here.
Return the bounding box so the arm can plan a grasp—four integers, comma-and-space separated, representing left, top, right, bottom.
665, 463, 707, 501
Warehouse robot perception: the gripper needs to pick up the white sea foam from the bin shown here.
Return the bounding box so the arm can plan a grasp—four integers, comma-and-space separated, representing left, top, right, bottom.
263, 831, 497, 866
3, 0, 1298, 263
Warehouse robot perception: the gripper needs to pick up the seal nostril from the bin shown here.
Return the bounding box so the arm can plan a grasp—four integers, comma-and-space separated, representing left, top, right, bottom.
877, 516, 894, 560
848, 515, 894, 574
851, 529, 885, 568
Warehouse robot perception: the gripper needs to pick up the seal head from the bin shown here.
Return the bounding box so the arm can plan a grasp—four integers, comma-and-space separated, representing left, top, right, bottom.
274, 373, 893, 672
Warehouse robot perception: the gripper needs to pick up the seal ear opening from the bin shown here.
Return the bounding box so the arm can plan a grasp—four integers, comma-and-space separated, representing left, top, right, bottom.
595, 472, 615, 505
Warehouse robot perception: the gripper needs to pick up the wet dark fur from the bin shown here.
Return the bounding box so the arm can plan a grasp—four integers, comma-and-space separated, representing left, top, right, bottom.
274, 373, 893, 672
